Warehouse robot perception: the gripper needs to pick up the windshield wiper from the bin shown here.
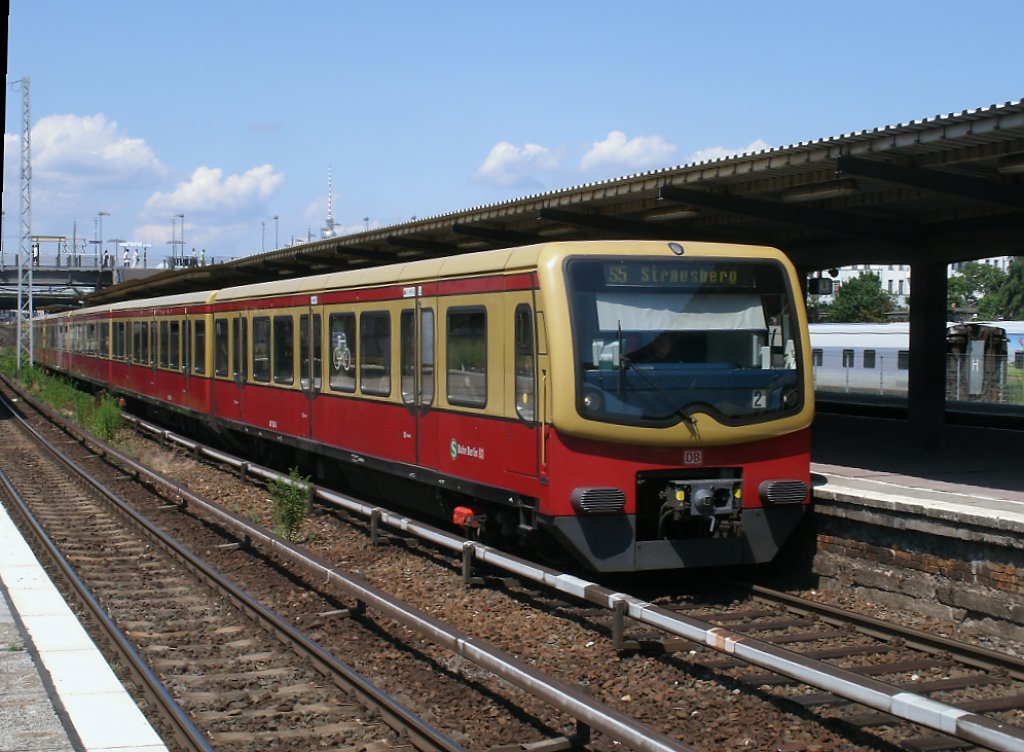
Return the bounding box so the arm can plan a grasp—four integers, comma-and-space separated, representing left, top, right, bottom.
618, 355, 699, 433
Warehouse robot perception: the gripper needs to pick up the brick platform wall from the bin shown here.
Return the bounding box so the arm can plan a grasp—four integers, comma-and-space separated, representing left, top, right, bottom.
778, 499, 1024, 641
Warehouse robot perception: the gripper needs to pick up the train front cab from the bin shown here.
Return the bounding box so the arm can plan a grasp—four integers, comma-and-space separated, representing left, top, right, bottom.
535, 241, 814, 572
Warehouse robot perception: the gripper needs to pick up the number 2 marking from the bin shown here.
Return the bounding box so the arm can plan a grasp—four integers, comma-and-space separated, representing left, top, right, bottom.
752, 390, 766, 409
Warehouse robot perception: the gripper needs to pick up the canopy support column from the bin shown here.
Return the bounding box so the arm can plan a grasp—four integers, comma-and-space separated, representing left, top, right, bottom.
907, 260, 948, 448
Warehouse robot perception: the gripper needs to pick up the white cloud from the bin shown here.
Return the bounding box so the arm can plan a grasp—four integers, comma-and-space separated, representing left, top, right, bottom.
3, 114, 167, 223
579, 131, 677, 173
143, 164, 285, 218
29, 113, 167, 185
687, 139, 771, 164
474, 141, 562, 187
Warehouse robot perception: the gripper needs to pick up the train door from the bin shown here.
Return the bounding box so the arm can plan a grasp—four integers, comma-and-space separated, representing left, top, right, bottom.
505, 301, 540, 478
299, 303, 322, 439
59, 322, 68, 371
232, 315, 248, 420
178, 314, 190, 407
149, 314, 159, 393
399, 295, 436, 467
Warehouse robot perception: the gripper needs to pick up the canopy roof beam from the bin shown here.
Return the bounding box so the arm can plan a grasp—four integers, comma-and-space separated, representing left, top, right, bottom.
538, 208, 666, 238
385, 236, 457, 255
659, 185, 922, 246
836, 155, 1024, 209
452, 223, 539, 246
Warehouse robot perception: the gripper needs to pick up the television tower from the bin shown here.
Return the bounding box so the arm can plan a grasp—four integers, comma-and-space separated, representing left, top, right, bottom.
321, 165, 337, 239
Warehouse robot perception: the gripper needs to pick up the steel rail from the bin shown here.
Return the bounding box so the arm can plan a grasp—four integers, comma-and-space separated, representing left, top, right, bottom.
0, 389, 466, 752
116, 408, 1024, 751
745, 582, 1024, 680
10, 383, 695, 752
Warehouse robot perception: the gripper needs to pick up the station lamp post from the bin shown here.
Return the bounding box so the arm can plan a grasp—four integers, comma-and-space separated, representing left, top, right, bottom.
176, 213, 185, 261
97, 211, 109, 264
273, 215, 279, 250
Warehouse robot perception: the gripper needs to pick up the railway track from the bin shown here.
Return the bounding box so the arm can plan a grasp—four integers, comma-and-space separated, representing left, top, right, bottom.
599, 584, 1024, 752
0, 388, 460, 752
5, 374, 1024, 751
114, 399, 1024, 751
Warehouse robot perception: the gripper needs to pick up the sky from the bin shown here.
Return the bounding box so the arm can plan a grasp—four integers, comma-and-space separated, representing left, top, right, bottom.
4, 0, 1024, 264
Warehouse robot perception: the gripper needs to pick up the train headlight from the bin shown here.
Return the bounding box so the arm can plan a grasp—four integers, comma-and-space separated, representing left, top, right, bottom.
583, 391, 603, 412
782, 386, 801, 409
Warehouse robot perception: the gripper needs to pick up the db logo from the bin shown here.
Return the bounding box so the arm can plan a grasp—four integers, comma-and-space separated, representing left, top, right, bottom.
682, 450, 704, 466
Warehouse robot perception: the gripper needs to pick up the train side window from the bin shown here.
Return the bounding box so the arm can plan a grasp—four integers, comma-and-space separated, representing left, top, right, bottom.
114, 322, 124, 360
159, 321, 170, 368
360, 311, 391, 396
897, 350, 910, 370
447, 306, 487, 408
132, 323, 142, 363
214, 318, 229, 377
299, 314, 322, 389
273, 315, 294, 385
194, 320, 207, 374
841, 348, 855, 368
233, 318, 248, 380
862, 349, 876, 369
514, 304, 535, 422
99, 322, 109, 358
169, 321, 180, 370
252, 316, 271, 382
328, 312, 356, 392
811, 348, 823, 367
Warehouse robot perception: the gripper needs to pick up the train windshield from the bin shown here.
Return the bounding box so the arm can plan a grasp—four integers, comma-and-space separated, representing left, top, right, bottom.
566, 256, 803, 426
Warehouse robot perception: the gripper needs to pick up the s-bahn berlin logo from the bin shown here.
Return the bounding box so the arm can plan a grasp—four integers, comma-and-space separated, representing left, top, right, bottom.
450, 438, 485, 461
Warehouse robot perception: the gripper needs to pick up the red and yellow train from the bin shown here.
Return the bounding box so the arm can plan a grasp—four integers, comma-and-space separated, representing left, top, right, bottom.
36, 240, 814, 571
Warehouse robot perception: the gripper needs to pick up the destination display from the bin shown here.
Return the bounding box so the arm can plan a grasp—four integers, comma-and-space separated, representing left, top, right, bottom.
602, 262, 754, 288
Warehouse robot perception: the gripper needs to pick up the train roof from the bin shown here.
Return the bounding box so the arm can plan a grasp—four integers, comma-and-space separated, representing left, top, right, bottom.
209, 239, 794, 303
103, 289, 218, 313
210, 243, 552, 303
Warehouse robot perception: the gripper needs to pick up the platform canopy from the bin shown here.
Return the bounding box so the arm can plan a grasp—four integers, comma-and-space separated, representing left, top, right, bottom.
88, 99, 1024, 305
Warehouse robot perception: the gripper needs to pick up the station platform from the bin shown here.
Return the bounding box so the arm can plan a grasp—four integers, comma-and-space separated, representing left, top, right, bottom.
0, 501, 167, 752
811, 411, 1024, 525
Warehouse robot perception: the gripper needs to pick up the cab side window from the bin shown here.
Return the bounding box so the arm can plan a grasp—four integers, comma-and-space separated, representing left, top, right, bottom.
514, 304, 535, 422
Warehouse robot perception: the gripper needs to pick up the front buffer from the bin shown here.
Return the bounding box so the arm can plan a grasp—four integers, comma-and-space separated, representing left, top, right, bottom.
538, 428, 811, 572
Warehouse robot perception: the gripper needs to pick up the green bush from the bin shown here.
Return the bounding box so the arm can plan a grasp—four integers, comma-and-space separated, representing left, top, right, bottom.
268, 467, 310, 542
0, 348, 18, 376
0, 351, 123, 442
90, 395, 123, 441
